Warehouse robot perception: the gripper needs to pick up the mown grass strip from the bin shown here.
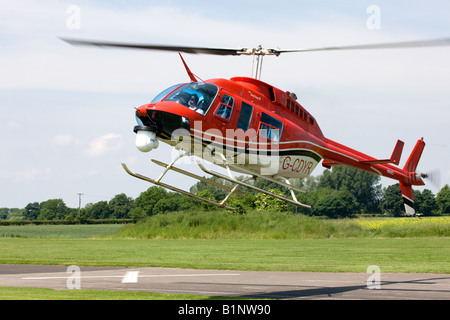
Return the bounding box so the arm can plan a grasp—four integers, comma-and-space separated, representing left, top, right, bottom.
0, 287, 245, 300
1, 237, 449, 273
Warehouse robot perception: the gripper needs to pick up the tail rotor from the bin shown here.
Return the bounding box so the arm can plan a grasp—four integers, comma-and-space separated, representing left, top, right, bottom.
420, 169, 441, 190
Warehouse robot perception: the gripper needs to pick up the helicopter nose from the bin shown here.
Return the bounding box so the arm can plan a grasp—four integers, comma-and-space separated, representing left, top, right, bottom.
134, 125, 159, 152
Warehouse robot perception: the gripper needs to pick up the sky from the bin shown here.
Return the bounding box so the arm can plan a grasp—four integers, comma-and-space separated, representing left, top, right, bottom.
1, 0, 449, 209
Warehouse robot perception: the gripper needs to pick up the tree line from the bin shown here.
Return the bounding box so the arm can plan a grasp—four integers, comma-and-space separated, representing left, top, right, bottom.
1, 166, 450, 221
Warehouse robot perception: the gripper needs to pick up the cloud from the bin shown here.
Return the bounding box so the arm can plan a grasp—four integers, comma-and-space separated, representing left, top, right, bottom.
53, 134, 75, 146
1, 1, 449, 94
0, 168, 51, 183
86, 133, 123, 157
14, 168, 42, 182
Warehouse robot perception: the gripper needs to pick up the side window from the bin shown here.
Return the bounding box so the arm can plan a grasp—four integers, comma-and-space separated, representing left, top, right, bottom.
259, 112, 283, 142
237, 102, 253, 131
214, 94, 234, 120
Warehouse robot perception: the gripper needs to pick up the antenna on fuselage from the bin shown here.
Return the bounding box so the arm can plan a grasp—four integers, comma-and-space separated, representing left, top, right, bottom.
178, 53, 200, 82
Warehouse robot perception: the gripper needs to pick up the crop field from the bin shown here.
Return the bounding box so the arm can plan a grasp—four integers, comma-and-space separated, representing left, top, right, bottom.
354, 216, 450, 237
2, 213, 449, 240
113, 211, 450, 239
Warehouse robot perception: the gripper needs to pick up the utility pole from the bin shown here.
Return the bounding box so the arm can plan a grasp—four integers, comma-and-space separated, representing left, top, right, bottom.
77, 193, 83, 221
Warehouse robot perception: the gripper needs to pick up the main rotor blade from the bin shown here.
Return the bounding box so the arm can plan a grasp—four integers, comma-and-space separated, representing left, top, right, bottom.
276, 38, 450, 54
60, 38, 242, 56
61, 37, 450, 57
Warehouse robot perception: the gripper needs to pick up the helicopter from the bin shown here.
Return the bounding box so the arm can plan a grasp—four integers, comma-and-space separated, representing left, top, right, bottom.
62, 37, 449, 214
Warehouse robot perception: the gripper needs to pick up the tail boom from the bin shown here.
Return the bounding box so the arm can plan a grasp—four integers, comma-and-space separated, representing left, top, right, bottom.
322, 137, 426, 215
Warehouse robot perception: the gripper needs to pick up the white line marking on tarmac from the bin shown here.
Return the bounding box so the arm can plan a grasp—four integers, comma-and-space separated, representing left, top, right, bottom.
23, 273, 240, 280
122, 271, 139, 283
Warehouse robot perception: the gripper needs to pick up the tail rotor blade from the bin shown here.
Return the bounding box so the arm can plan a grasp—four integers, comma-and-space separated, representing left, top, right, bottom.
421, 169, 441, 189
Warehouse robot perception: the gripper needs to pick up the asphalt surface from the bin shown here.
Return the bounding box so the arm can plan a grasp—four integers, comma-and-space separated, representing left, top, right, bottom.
1, 264, 449, 300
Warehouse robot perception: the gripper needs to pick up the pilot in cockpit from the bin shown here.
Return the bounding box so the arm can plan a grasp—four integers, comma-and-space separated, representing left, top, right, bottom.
188, 94, 199, 110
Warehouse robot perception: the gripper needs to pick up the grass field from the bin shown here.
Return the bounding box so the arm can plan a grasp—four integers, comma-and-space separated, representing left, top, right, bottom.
0, 237, 449, 273
114, 211, 450, 239
1, 214, 449, 299
0, 213, 449, 274
0, 287, 242, 300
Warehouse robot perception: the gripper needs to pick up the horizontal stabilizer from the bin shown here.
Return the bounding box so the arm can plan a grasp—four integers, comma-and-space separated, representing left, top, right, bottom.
322, 159, 338, 169
360, 140, 404, 165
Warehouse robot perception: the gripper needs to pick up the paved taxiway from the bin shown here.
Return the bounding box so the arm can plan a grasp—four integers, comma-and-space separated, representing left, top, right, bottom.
1, 264, 449, 299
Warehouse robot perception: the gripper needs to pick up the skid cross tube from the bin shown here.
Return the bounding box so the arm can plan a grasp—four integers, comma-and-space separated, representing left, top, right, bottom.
151, 159, 243, 195
196, 161, 311, 209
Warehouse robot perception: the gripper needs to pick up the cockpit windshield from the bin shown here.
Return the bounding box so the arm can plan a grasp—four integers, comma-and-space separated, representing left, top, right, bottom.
151, 83, 185, 103
164, 82, 219, 115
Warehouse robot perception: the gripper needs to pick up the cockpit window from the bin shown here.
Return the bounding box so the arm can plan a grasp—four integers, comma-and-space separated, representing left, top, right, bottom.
164, 82, 219, 115
151, 83, 185, 103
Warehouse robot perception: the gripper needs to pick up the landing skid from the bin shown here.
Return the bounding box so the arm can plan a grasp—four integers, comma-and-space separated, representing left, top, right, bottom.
122, 153, 311, 211
121, 163, 236, 211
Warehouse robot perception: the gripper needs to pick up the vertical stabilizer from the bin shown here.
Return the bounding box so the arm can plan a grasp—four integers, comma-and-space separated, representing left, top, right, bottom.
399, 138, 426, 215
403, 138, 425, 173
400, 182, 415, 215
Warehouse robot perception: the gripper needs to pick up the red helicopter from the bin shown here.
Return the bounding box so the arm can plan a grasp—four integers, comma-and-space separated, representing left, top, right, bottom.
63, 37, 449, 214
